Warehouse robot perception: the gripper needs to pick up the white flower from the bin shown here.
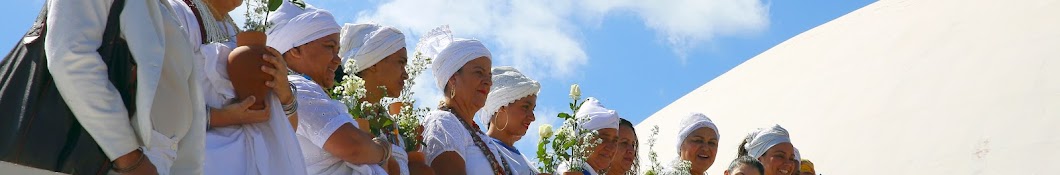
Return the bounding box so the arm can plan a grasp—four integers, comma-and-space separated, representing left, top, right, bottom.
343, 59, 358, 73
539, 124, 554, 138
569, 84, 581, 101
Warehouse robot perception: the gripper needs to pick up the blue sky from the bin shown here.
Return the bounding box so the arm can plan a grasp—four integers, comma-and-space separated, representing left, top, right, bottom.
0, 0, 873, 166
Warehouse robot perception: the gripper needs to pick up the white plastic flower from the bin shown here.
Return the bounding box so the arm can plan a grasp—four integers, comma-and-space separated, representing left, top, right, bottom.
539, 124, 554, 138
569, 84, 581, 101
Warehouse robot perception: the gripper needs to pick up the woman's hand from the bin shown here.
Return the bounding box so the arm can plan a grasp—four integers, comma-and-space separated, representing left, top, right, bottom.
261, 47, 293, 105
209, 96, 270, 127
113, 149, 158, 175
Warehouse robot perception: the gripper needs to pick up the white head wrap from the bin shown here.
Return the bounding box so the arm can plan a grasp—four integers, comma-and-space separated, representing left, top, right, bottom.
676, 112, 719, 153
575, 97, 620, 131
265, 1, 341, 54
744, 124, 792, 158
794, 147, 801, 162
338, 23, 406, 73
477, 66, 540, 126
416, 25, 492, 90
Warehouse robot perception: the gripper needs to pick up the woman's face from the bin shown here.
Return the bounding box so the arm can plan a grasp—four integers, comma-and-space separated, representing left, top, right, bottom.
361, 48, 409, 97
446, 57, 492, 112
490, 95, 537, 138
680, 127, 719, 172
288, 33, 341, 88
587, 128, 619, 172
606, 125, 638, 174
758, 143, 796, 175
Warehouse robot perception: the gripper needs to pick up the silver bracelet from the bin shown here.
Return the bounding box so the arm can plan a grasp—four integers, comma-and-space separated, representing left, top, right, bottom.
283, 85, 298, 116
373, 137, 392, 165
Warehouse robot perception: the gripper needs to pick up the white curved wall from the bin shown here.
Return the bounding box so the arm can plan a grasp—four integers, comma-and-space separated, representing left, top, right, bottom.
635, 0, 1060, 174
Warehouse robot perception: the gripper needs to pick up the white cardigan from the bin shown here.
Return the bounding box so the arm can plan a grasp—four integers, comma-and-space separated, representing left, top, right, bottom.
43, 0, 205, 174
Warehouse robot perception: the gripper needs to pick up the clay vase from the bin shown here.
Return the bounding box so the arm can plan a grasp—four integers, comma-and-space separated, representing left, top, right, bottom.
227, 31, 274, 110
406, 151, 435, 175
355, 118, 372, 133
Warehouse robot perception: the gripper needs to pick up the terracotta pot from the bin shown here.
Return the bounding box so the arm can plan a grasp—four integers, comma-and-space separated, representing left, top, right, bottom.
227, 31, 273, 110
355, 118, 372, 133
406, 151, 435, 175
407, 151, 426, 163
388, 102, 404, 115
386, 158, 401, 175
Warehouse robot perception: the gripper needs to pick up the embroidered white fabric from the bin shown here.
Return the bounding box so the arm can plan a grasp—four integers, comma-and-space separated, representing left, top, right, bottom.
290, 76, 388, 175
421, 110, 505, 175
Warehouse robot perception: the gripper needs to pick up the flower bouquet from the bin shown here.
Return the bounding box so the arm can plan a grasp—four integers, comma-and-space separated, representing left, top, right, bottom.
536, 84, 602, 174
329, 59, 395, 140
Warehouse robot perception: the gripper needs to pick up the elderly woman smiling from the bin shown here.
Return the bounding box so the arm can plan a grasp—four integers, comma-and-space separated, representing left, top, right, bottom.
668, 112, 721, 175
265, 2, 392, 174
417, 25, 512, 175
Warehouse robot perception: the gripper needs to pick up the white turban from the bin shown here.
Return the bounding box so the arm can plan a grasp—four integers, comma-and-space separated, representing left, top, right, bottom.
575, 97, 620, 131
477, 66, 540, 126
745, 124, 792, 158
794, 147, 801, 162
265, 1, 341, 54
416, 25, 492, 90
676, 112, 719, 153
338, 23, 406, 73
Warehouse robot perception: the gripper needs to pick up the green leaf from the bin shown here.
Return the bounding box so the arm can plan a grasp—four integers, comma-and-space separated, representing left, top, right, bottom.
267, 0, 282, 11
558, 113, 571, 119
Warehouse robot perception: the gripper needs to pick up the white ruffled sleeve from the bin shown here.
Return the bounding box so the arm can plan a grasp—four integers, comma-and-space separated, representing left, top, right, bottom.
421, 110, 474, 165
290, 76, 357, 148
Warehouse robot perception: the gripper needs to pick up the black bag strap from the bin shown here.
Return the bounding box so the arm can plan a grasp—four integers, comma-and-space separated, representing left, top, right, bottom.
100, 0, 127, 49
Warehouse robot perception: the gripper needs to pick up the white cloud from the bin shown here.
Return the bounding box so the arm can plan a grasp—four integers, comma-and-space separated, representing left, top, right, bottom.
579, 0, 771, 61
227, 0, 768, 110
354, 0, 769, 79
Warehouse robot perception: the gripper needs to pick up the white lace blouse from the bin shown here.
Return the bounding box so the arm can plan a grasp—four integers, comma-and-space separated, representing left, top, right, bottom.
290, 76, 388, 175
422, 110, 508, 175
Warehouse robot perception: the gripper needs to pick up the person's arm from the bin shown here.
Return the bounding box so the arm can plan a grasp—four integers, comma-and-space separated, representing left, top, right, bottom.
430, 151, 466, 174
44, 0, 141, 165
322, 124, 389, 164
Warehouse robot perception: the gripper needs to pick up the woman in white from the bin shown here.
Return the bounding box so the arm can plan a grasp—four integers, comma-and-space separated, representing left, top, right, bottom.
266, 1, 393, 174
556, 97, 621, 175
296, 22, 412, 175
668, 112, 721, 175
166, 0, 307, 174
605, 118, 639, 175
417, 25, 508, 175
45, 0, 206, 174
736, 125, 797, 175
478, 66, 541, 175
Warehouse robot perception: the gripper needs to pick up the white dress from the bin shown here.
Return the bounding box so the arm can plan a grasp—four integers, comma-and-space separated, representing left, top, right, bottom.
422, 110, 509, 175
290, 76, 389, 175
487, 137, 539, 175
167, 0, 308, 174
